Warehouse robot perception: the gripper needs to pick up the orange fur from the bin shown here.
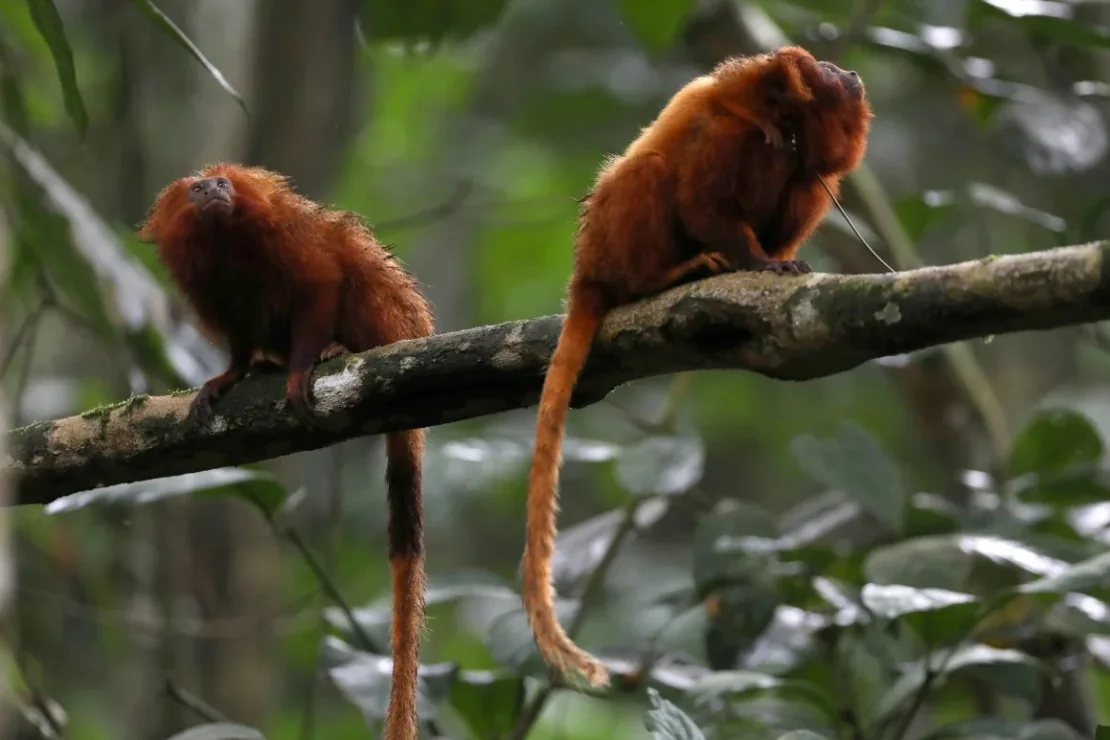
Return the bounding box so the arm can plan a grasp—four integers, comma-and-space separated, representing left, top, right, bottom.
522, 46, 873, 687
139, 163, 435, 740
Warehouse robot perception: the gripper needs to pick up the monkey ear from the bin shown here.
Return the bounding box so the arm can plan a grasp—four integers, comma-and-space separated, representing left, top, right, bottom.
763, 61, 815, 104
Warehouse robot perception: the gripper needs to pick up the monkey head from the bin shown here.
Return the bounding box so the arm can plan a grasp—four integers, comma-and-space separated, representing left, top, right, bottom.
186, 175, 236, 218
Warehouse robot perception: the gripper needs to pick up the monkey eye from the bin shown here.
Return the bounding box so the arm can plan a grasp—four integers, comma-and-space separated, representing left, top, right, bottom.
216, 179, 229, 189
190, 183, 203, 193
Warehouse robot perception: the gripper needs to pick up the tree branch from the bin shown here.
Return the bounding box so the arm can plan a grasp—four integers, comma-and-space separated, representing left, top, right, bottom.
5, 242, 1110, 506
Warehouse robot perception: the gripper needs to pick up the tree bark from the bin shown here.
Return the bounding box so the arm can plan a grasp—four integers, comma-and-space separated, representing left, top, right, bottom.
5, 241, 1110, 506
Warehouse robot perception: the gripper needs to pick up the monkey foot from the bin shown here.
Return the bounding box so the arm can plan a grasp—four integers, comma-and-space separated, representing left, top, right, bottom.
319, 342, 351, 362
759, 259, 812, 275
192, 387, 219, 427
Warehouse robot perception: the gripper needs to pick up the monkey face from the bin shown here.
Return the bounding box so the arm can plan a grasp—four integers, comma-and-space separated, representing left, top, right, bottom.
187, 175, 236, 216
818, 60, 865, 100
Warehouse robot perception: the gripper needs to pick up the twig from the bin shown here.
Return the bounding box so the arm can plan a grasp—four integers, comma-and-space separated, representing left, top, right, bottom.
375, 181, 473, 232
0, 302, 45, 380
164, 678, 228, 723
0, 620, 64, 737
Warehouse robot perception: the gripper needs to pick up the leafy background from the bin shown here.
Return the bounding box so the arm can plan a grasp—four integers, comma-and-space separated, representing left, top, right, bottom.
4, 0, 1110, 739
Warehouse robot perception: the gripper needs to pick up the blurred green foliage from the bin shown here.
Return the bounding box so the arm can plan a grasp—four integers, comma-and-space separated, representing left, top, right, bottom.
5, 0, 1110, 738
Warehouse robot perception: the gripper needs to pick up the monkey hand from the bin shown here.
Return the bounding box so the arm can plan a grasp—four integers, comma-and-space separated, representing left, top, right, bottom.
191, 368, 246, 427
758, 259, 812, 275
285, 369, 327, 430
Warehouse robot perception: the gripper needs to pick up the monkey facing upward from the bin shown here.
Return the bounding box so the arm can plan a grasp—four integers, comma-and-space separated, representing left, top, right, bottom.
139, 163, 434, 740
522, 46, 873, 687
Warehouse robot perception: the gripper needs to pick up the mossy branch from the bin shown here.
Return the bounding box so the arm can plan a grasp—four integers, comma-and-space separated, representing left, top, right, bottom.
5, 241, 1110, 506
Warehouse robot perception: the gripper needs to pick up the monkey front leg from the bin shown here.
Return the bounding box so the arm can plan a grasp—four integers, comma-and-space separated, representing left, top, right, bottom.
194, 341, 254, 427
286, 295, 340, 429
681, 207, 811, 275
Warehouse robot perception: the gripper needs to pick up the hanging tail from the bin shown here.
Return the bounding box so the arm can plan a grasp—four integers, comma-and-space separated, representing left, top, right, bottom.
382, 428, 426, 740
521, 283, 611, 687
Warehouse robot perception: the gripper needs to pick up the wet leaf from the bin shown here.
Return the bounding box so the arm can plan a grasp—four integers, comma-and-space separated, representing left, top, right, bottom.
927, 717, 1087, 739
864, 534, 1065, 591
44, 468, 286, 517
130, 0, 247, 114
328, 570, 516, 637
550, 498, 669, 592
25, 0, 87, 136
324, 638, 457, 722
644, 687, 706, 740
690, 671, 837, 721
0, 123, 220, 386
861, 583, 982, 644
867, 644, 1043, 729
617, 0, 694, 55
485, 598, 580, 678
1019, 549, 1110, 600
163, 724, 266, 740
791, 422, 904, 534
693, 499, 779, 593
616, 434, 705, 497
966, 182, 1066, 232
1009, 408, 1104, 478
448, 669, 525, 737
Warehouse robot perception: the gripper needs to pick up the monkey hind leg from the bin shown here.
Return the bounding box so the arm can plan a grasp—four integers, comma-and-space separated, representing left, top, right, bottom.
383, 428, 427, 740
585, 153, 689, 300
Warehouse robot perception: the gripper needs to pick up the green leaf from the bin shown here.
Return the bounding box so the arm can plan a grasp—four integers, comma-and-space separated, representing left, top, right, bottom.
44, 468, 287, 517
1019, 549, 1110, 600
448, 669, 525, 738
689, 672, 837, 722
776, 733, 831, 740
617, 0, 694, 55
615, 434, 705, 497
927, 717, 1088, 739
129, 0, 248, 115
24, 0, 87, 136
860, 583, 981, 644
1097, 725, 1110, 740
972, 0, 1110, 50
0, 122, 217, 386
644, 688, 706, 740
864, 534, 1065, 591
552, 499, 669, 591
1009, 408, 1104, 478
323, 638, 458, 722
693, 498, 779, 593
790, 422, 904, 534
867, 644, 1043, 729
163, 724, 265, 740
484, 598, 582, 678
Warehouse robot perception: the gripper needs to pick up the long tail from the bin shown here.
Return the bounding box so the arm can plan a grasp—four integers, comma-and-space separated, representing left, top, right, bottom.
522, 282, 611, 687
382, 428, 426, 740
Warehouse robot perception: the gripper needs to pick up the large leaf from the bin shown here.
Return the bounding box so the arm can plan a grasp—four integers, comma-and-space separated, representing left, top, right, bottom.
693, 498, 779, 593
644, 688, 706, 740
616, 434, 705, 497
1009, 408, 1104, 478
328, 570, 516, 638
617, 0, 694, 55
864, 534, 1066, 592
1019, 549, 1110, 601
550, 498, 669, 592
484, 598, 582, 678
130, 0, 247, 114
24, 0, 87, 136
0, 123, 222, 386
972, 0, 1110, 51
448, 669, 525, 738
790, 422, 904, 534
867, 644, 1044, 729
43, 468, 287, 516
164, 724, 265, 740
689, 671, 837, 722
926, 717, 1087, 739
860, 583, 981, 643
323, 637, 457, 723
